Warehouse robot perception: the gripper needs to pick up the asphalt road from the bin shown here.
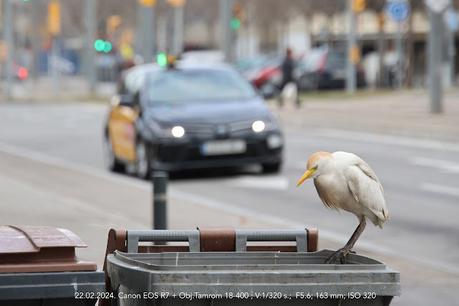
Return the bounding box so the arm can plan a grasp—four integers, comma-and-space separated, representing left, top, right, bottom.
0, 102, 458, 305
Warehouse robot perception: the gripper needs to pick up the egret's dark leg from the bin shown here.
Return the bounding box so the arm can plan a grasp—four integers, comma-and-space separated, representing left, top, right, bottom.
325, 217, 366, 264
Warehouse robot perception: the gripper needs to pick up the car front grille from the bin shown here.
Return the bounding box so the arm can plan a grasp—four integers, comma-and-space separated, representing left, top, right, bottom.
182, 120, 254, 138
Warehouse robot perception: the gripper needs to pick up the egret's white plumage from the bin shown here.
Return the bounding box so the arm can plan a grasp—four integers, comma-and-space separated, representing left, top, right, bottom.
297, 151, 389, 263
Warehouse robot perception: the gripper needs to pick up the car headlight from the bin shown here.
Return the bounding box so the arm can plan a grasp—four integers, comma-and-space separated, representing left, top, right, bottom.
148, 121, 186, 139
252, 120, 266, 133
171, 125, 185, 138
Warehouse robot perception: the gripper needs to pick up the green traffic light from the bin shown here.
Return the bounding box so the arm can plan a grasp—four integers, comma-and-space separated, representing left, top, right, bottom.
103, 41, 112, 53
94, 39, 112, 53
230, 18, 241, 30
94, 39, 105, 52
157, 52, 168, 67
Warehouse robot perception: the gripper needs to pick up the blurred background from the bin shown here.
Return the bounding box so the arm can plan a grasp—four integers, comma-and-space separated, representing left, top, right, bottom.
0, 1, 459, 306
0, 0, 458, 99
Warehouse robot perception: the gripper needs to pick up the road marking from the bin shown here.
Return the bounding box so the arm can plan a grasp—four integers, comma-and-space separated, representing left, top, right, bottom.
411, 157, 459, 174
226, 175, 290, 190
314, 129, 459, 152
1, 140, 459, 275
421, 183, 459, 198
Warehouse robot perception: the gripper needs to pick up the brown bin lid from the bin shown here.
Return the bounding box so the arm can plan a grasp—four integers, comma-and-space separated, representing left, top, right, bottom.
0, 225, 97, 273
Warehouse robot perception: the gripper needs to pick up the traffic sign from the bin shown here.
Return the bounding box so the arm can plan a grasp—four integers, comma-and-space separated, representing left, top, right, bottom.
386, 0, 410, 23
445, 9, 459, 31
425, 0, 449, 13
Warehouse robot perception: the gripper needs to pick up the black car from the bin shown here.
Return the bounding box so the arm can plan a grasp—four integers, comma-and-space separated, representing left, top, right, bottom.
104, 62, 283, 178
295, 47, 366, 91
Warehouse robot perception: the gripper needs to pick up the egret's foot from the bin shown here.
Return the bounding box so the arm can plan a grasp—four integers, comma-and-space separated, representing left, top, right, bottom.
325, 248, 355, 264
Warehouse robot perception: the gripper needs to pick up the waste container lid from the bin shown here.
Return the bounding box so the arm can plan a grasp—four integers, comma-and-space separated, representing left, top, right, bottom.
0, 225, 97, 273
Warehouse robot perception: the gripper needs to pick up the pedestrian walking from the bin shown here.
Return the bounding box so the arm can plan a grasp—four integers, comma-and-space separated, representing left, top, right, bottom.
278, 48, 300, 108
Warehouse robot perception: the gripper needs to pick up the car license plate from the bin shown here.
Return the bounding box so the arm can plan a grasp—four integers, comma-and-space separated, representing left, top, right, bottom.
201, 140, 246, 156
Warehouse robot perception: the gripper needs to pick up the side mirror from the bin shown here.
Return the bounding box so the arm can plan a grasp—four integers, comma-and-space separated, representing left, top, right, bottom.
119, 94, 134, 107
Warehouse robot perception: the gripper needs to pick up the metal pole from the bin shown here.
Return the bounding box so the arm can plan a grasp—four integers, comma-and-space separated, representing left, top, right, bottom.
31, 0, 40, 82
395, 22, 404, 89
428, 9, 444, 113
377, 17, 386, 88
4, 0, 14, 100
50, 37, 60, 91
84, 0, 96, 93
449, 25, 456, 86
135, 4, 143, 56
153, 171, 168, 230
173, 5, 184, 55
219, 0, 233, 62
346, 0, 356, 94
140, 4, 155, 63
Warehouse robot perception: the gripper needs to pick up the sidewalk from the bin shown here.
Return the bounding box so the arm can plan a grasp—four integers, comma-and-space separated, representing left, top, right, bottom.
273, 89, 459, 142
0, 77, 115, 103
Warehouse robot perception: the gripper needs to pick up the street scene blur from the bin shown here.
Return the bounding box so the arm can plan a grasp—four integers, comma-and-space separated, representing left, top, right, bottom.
0, 0, 459, 305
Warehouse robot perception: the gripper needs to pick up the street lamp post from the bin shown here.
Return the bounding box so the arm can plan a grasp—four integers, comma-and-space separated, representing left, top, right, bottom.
168, 0, 185, 55
138, 0, 156, 63
219, 0, 234, 62
346, 0, 357, 94
3, 0, 14, 100
84, 0, 97, 93
428, 10, 444, 113
31, 0, 40, 82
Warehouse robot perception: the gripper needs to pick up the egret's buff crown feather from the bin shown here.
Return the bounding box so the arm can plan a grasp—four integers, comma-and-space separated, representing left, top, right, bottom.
307, 151, 332, 169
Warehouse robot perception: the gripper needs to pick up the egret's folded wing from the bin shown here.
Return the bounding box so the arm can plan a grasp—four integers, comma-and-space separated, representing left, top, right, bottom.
344, 165, 389, 225
355, 158, 384, 194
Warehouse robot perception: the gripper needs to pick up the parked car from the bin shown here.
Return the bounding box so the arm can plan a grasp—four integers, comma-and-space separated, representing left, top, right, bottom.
237, 55, 283, 99
295, 47, 366, 91
104, 61, 284, 178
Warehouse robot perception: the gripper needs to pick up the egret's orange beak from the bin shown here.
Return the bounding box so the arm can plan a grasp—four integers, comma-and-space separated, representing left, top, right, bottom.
296, 168, 316, 186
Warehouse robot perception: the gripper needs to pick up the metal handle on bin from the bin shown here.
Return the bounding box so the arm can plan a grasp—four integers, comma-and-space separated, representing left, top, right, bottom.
126, 230, 200, 253
235, 229, 308, 252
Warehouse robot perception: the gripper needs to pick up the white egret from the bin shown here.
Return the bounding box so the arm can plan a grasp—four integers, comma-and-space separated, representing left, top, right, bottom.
297, 151, 389, 263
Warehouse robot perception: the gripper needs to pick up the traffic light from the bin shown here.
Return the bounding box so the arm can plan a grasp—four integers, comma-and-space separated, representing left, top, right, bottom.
156, 52, 168, 67
231, 3, 243, 31
47, 0, 61, 35
139, 0, 156, 7
107, 15, 122, 34
350, 45, 361, 64
94, 39, 112, 53
230, 18, 241, 30
352, 0, 366, 13
167, 0, 186, 7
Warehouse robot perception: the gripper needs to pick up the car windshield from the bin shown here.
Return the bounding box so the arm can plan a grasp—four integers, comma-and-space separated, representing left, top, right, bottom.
144, 69, 257, 105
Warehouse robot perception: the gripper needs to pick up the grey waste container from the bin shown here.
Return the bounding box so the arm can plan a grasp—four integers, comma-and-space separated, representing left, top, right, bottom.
106, 229, 400, 306
0, 225, 105, 306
